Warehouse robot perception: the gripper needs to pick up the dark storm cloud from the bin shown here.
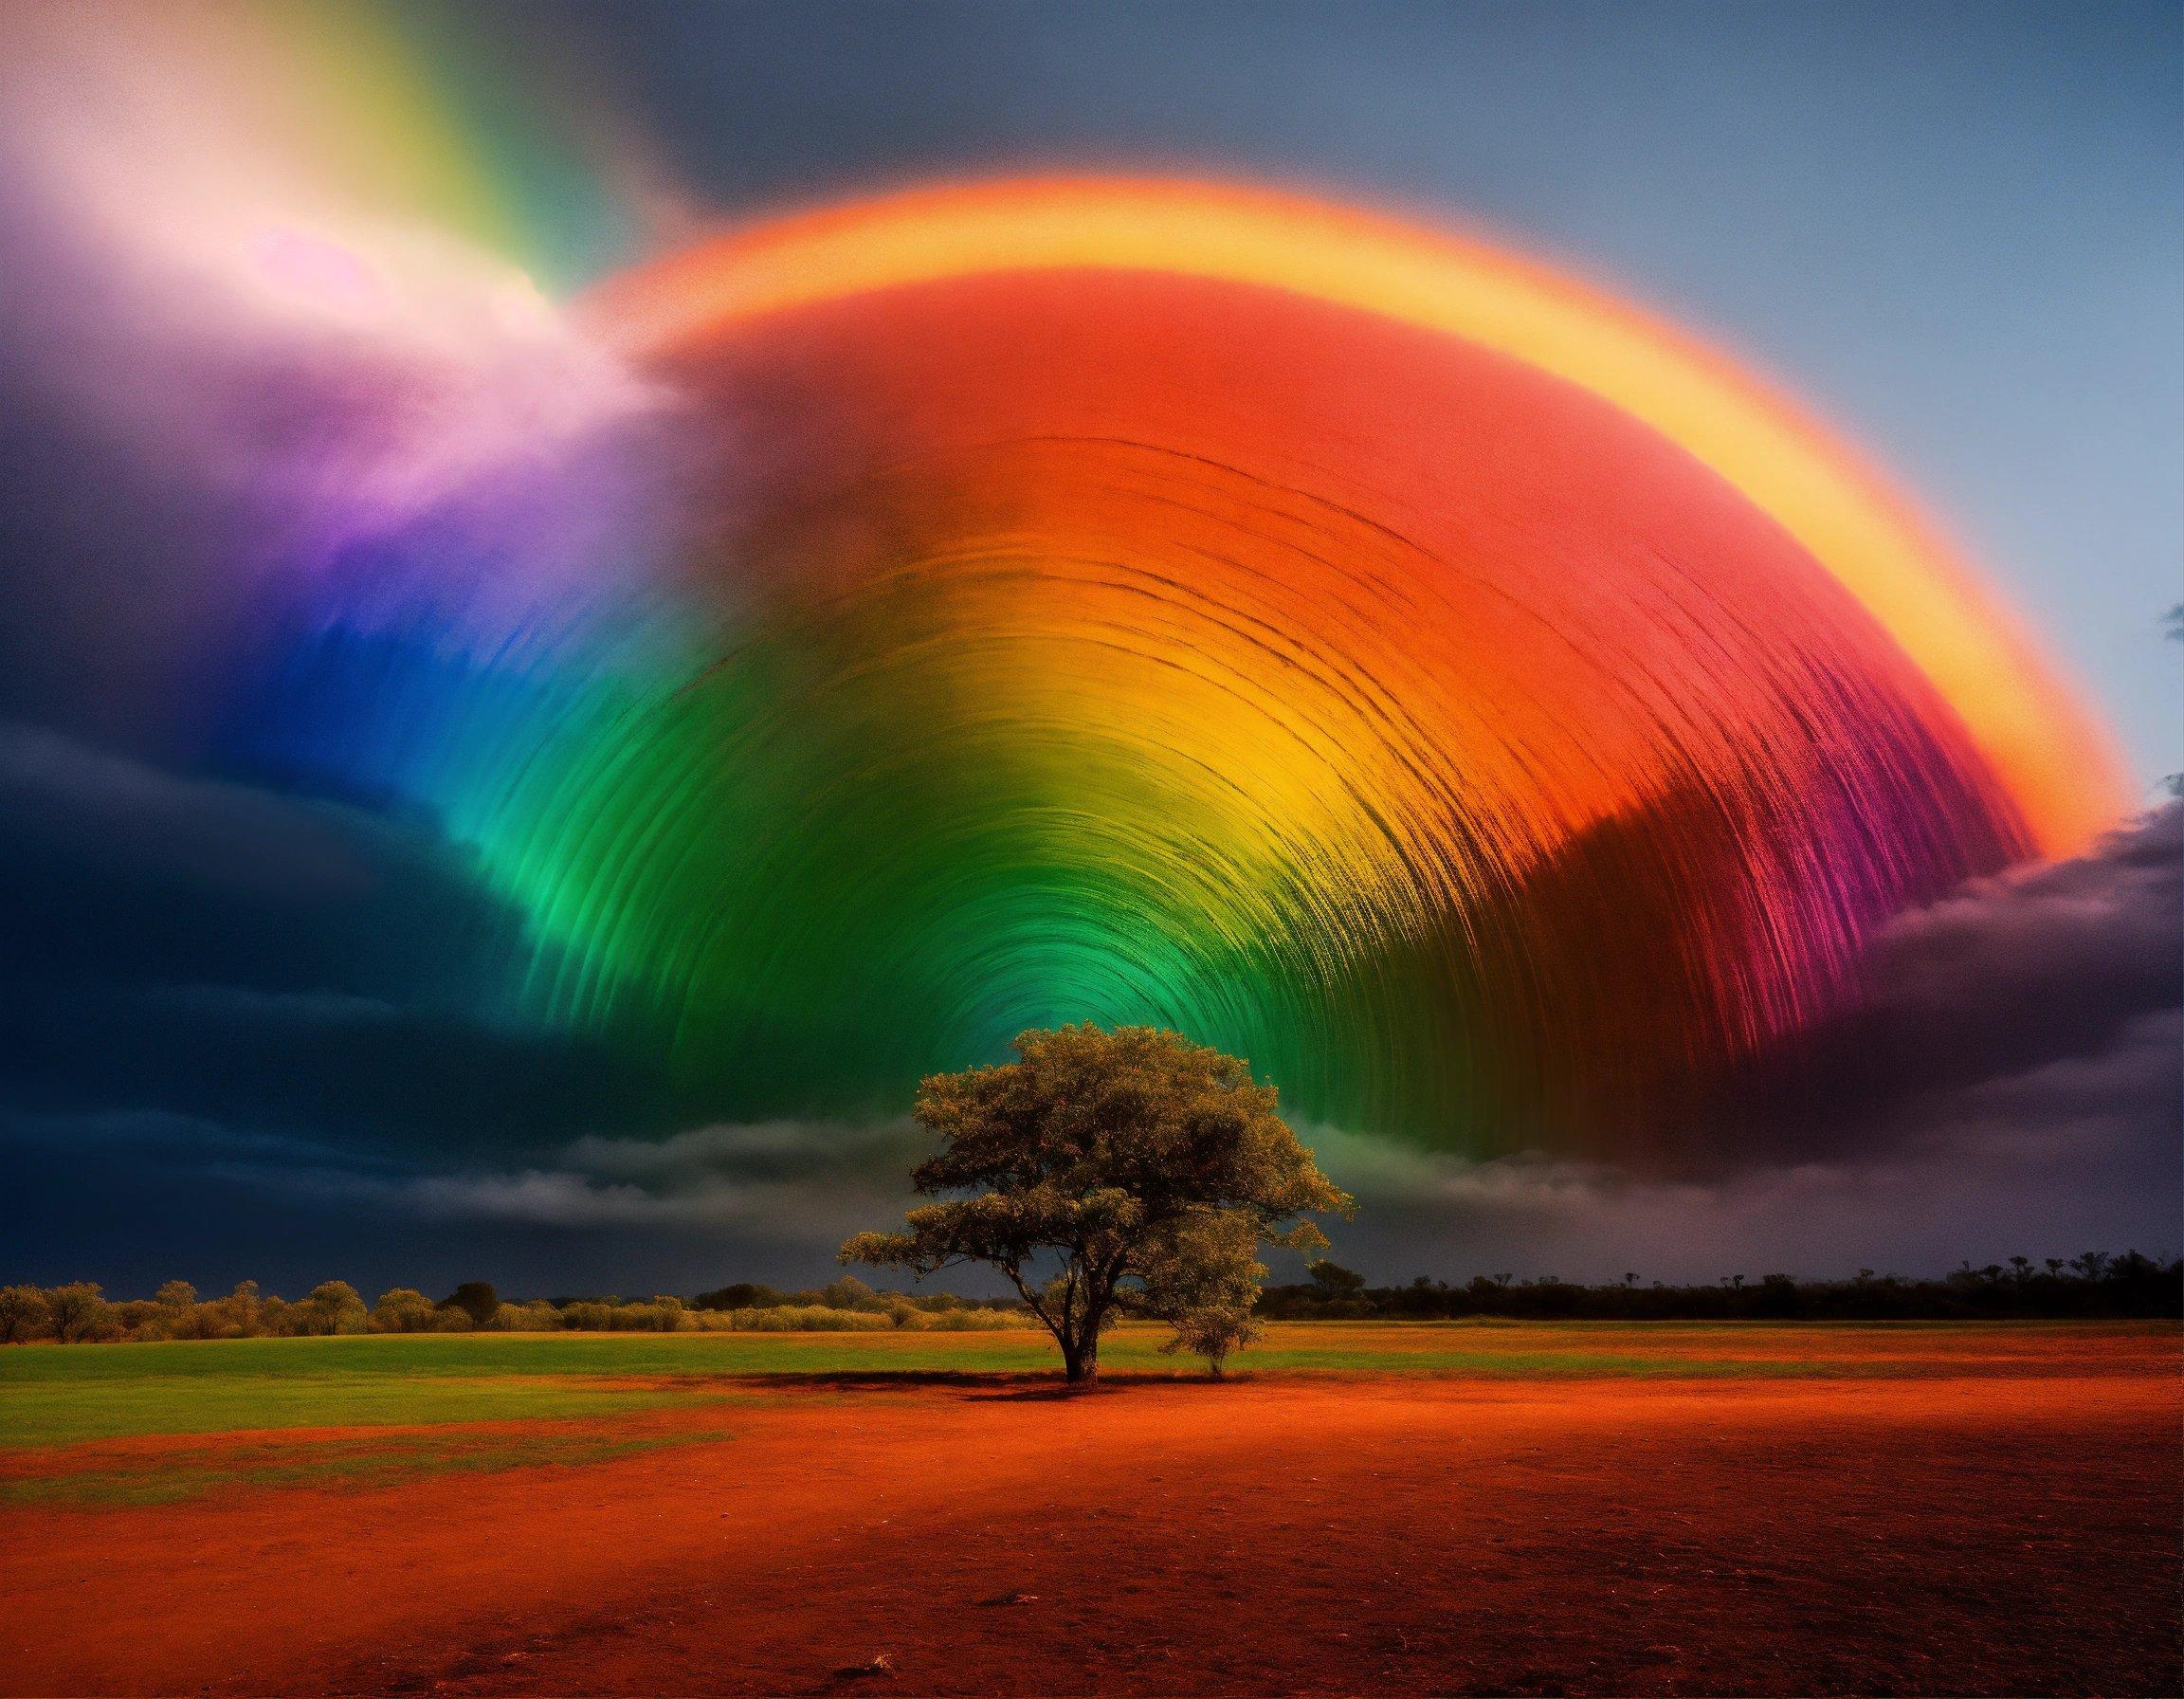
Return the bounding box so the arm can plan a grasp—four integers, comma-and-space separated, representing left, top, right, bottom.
0, 718, 693, 1294
0, 1105, 367, 1171
0, 719, 380, 912
1302, 1092, 2180, 1287
1, 1111, 940, 1298
0, 720, 663, 1156
1287, 807, 2182, 1282
1720, 803, 2181, 1169
313, 1118, 934, 1238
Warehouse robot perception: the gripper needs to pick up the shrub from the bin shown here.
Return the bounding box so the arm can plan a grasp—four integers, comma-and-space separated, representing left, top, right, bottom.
1161, 1304, 1260, 1377
217, 1280, 264, 1336
46, 1282, 118, 1343
302, 1281, 369, 1335
694, 1283, 786, 1311
165, 1298, 227, 1341
640, 1298, 690, 1330
368, 1288, 439, 1333
920, 1306, 1026, 1331
113, 1299, 169, 1340
721, 1305, 892, 1332
821, 1275, 886, 1312
553, 1299, 685, 1331
0, 1285, 51, 1343
445, 1282, 500, 1327
486, 1300, 559, 1331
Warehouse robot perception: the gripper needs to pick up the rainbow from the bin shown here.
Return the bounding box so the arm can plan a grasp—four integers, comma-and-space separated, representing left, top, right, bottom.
199, 173, 2125, 1156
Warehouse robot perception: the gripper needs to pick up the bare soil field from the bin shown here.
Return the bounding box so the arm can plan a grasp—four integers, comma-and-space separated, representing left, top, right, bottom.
1, 1323, 2176, 1697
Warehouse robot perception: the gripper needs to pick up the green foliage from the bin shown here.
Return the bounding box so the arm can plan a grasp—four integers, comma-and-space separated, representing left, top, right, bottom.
1308, 1259, 1367, 1296
44, 1282, 117, 1343
1135, 1211, 1265, 1376
842, 1023, 1352, 1381
0, 1285, 51, 1344
299, 1281, 367, 1335
369, 1288, 440, 1334
702, 1305, 891, 1333
821, 1274, 881, 1311
694, 1283, 785, 1311
444, 1282, 500, 1327
557, 1297, 689, 1332
1258, 1251, 2184, 1322
2, 1242, 2168, 1357
0, 1281, 1020, 1346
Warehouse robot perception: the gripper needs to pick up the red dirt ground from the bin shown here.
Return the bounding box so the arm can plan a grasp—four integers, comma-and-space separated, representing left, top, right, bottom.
4, 1355, 2178, 1696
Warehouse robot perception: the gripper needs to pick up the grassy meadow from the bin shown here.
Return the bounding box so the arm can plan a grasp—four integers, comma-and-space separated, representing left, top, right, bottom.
4, 1322, 2170, 1507
5, 1319, 2167, 1453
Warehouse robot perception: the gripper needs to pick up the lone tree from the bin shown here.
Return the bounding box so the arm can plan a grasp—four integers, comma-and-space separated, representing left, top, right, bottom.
841, 1024, 1352, 1383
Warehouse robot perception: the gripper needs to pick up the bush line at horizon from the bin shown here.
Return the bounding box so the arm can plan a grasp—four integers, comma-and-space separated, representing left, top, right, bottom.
3, 1254, 2176, 1345
0, 1275, 1032, 1345
1268, 1252, 2182, 1323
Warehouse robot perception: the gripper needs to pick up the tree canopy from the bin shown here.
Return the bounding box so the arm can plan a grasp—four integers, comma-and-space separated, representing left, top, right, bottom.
841, 1023, 1353, 1381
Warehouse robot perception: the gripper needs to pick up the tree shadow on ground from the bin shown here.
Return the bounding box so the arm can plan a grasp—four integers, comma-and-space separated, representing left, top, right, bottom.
726, 1370, 1212, 1401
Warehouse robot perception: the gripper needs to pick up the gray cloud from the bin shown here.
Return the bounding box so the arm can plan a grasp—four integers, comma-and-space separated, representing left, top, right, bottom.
0, 720, 373, 901
256, 1118, 934, 1238
1292, 813, 2182, 1281
1710, 804, 2180, 1170
562, 1118, 929, 1189
0, 721, 664, 1156
1303, 1063, 2179, 1285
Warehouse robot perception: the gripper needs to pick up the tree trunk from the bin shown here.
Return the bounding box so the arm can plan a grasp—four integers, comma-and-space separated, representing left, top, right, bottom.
1052, 1283, 1107, 1385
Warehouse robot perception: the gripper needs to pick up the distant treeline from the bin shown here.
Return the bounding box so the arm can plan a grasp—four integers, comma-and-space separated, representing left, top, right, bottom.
0, 1274, 1028, 1344
1262, 1252, 2184, 1322
6, 1254, 2177, 1343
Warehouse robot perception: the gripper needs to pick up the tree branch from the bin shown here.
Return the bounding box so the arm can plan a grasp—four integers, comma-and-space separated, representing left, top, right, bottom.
999, 1261, 1062, 1345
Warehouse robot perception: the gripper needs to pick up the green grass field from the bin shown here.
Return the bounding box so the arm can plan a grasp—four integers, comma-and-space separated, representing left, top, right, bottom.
2, 1428, 725, 1509
4, 1319, 2157, 1456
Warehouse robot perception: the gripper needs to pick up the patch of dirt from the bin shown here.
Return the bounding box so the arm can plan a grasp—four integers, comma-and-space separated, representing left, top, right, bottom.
2, 1346, 2177, 1696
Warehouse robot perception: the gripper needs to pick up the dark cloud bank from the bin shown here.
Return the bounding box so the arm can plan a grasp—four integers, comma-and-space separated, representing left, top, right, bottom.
2, 691, 2174, 1294
1327, 804, 2179, 1284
